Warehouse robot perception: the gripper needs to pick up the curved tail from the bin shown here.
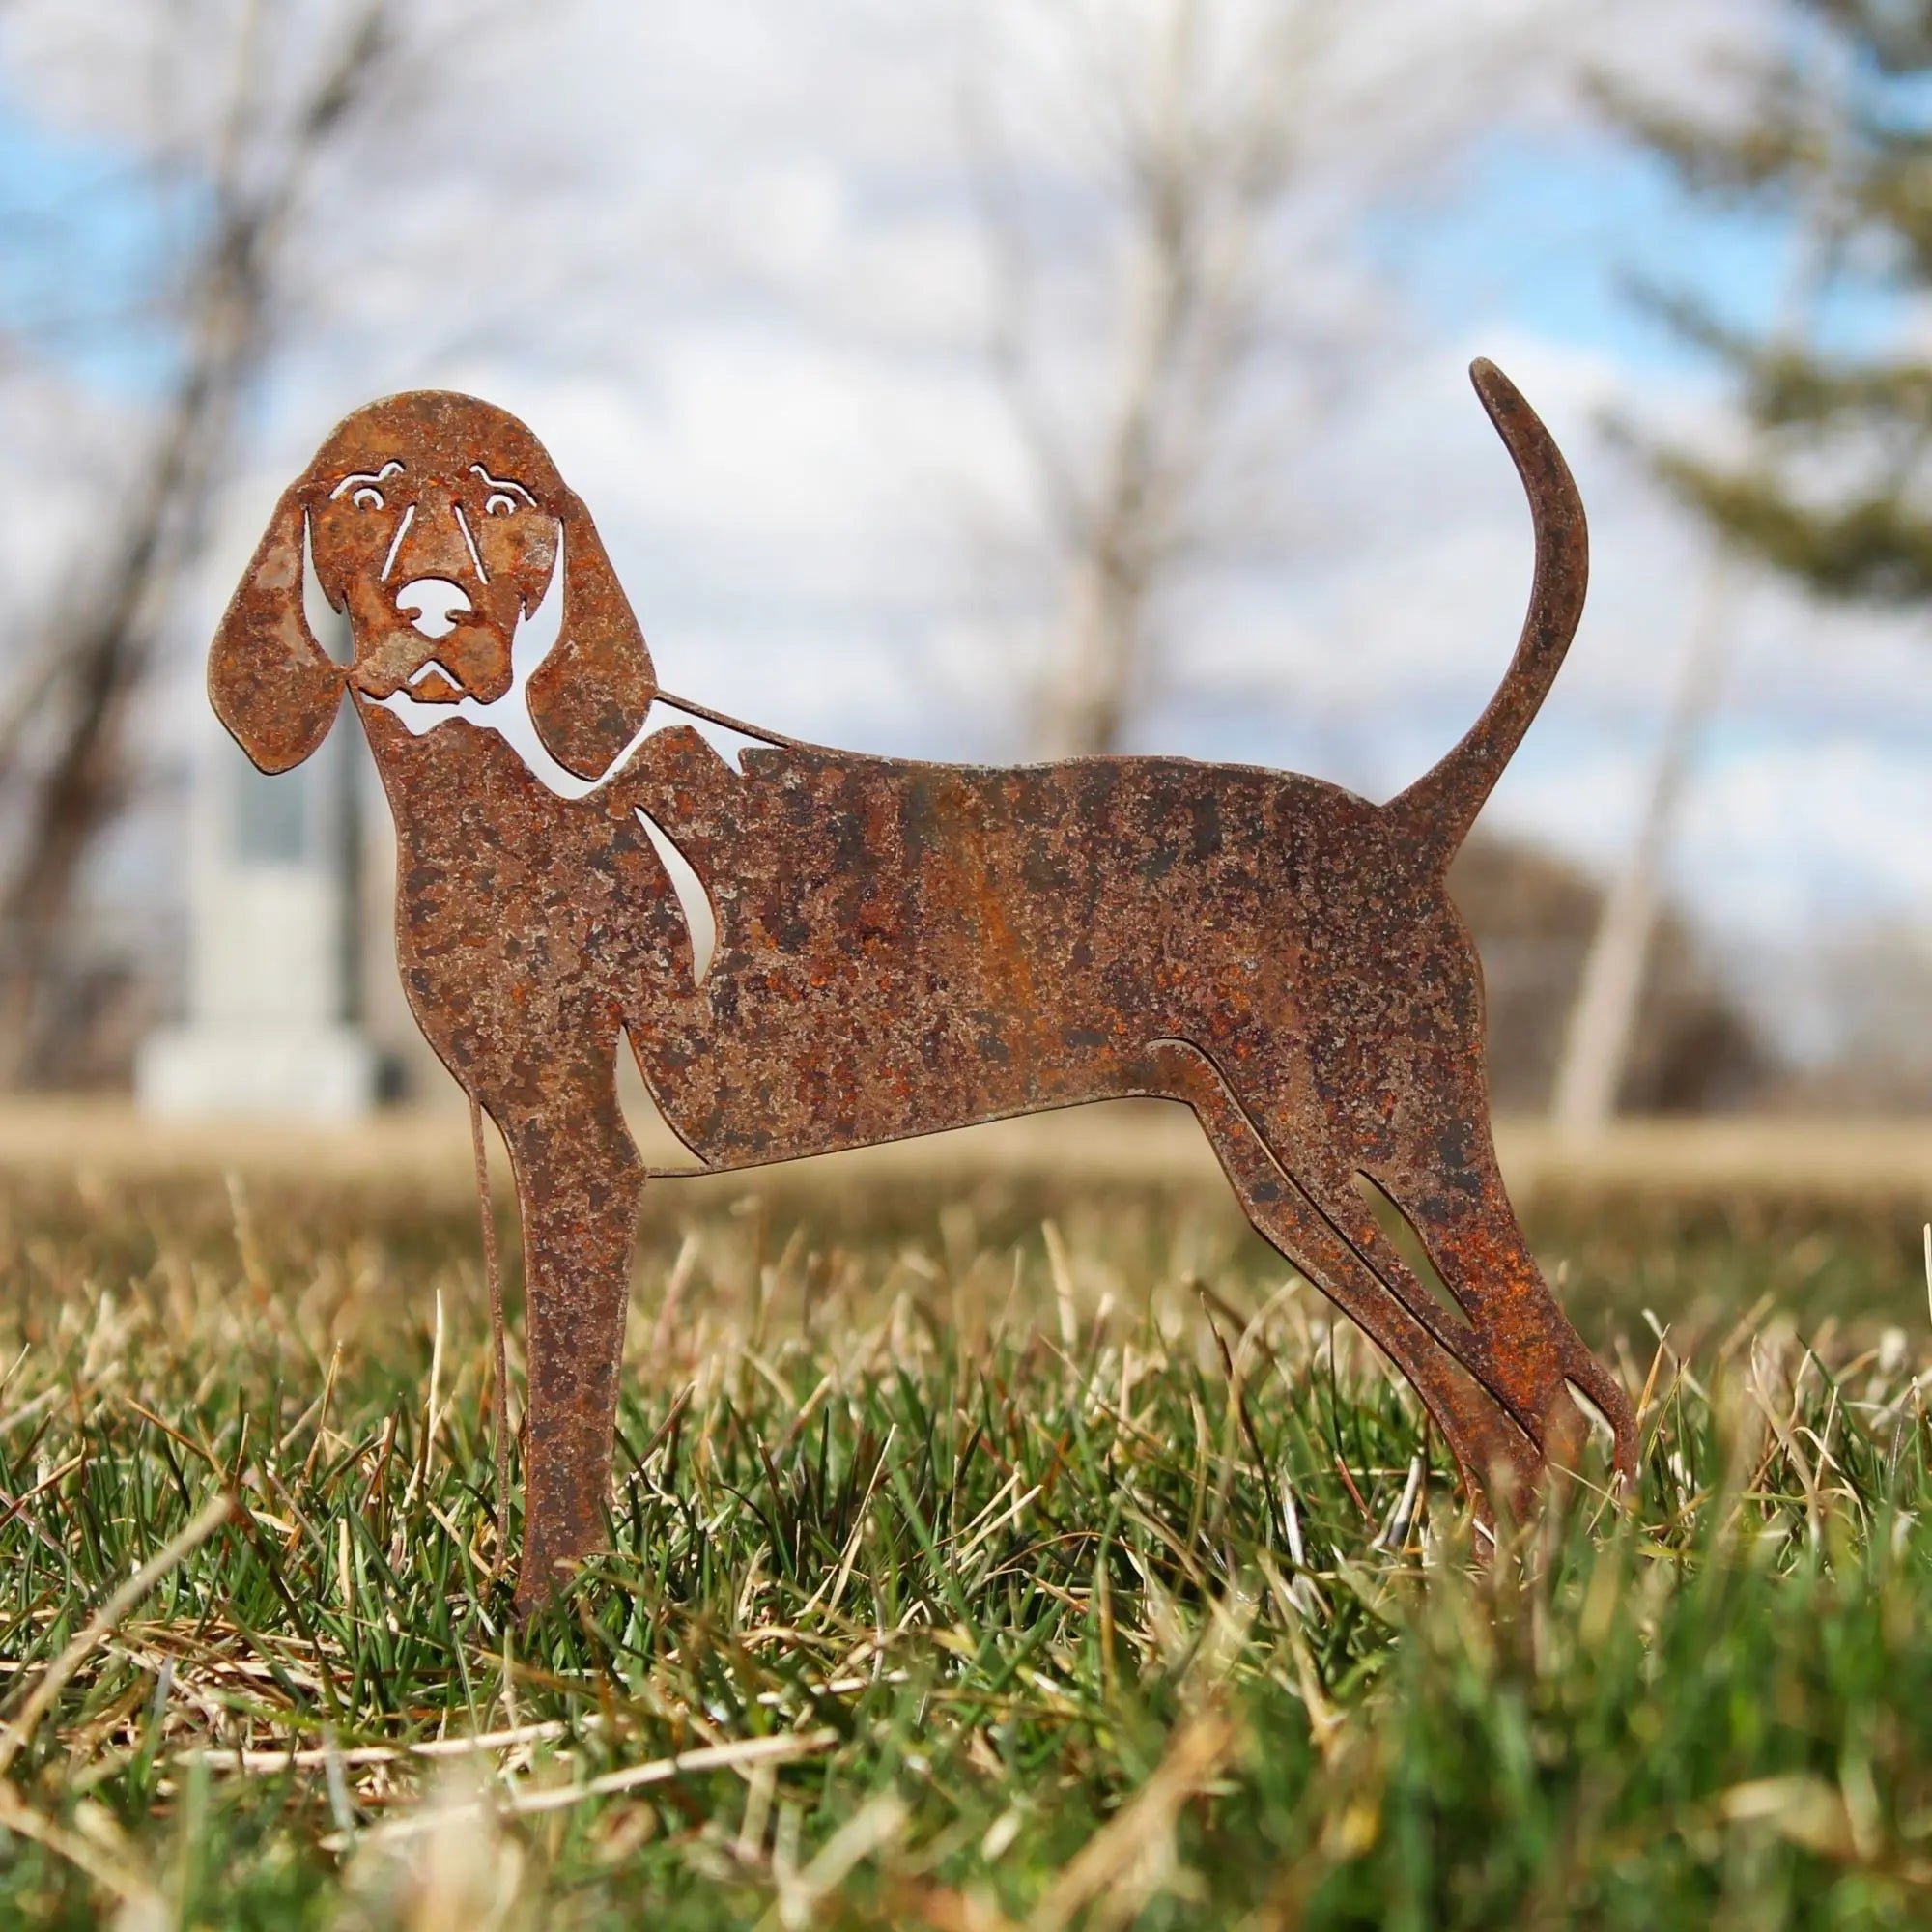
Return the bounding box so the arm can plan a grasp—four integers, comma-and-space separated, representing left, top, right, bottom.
1386, 359, 1588, 869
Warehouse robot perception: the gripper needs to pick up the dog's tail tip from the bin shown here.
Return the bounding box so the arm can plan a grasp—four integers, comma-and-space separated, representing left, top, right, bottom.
1387, 358, 1587, 869
1467, 356, 1528, 426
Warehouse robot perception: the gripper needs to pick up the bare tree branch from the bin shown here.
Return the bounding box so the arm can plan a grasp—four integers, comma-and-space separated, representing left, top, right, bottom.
0, 0, 396, 1085
971, 0, 1327, 758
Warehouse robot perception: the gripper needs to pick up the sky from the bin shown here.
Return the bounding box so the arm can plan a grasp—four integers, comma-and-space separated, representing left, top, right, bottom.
1, 0, 1928, 1068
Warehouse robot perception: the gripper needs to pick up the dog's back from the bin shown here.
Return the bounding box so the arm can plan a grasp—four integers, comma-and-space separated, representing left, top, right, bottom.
621, 728, 1426, 1169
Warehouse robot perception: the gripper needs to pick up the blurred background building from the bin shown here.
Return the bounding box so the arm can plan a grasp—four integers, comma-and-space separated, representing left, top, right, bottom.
0, 0, 1926, 1125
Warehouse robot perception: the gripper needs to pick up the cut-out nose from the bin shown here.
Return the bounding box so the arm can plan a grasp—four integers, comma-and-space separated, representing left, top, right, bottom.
395, 578, 472, 639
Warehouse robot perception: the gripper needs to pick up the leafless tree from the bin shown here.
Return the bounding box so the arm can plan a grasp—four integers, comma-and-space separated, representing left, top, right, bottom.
965, 0, 1613, 762
0, 0, 397, 1085
969, 0, 1346, 759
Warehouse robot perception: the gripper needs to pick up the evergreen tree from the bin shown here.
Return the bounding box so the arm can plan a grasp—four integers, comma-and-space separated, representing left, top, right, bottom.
1608, 2, 1932, 601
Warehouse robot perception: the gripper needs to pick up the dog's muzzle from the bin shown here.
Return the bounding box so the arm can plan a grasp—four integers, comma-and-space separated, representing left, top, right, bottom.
396, 578, 472, 639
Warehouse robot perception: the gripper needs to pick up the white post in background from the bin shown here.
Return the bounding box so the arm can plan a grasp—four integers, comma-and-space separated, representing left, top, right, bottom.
1548, 552, 1733, 1137
137, 708, 379, 1120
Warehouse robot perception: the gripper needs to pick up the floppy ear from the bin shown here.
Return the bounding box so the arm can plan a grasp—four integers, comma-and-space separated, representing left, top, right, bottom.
209, 483, 346, 774
526, 488, 657, 781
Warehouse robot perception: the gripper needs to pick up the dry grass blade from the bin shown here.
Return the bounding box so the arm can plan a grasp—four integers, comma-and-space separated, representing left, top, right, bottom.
334, 1729, 841, 1849
512, 1727, 841, 1813
0, 1785, 156, 1907
766, 1791, 910, 1930
0, 1450, 85, 1536
196, 1718, 575, 1774
1028, 1710, 1236, 1931
0, 1490, 235, 1779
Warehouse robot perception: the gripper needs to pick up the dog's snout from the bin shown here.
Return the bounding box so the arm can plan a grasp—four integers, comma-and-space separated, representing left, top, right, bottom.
396, 578, 472, 639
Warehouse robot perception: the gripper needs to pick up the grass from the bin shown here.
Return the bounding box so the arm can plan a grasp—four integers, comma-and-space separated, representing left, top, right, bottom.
0, 1161, 1931, 1927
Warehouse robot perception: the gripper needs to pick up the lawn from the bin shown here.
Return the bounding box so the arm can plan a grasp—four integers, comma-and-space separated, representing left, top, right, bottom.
1, 1159, 1930, 1927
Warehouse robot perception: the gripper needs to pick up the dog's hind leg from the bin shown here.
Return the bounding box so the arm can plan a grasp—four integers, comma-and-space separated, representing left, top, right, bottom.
490, 1043, 647, 1617
1201, 1062, 1634, 1502
1357, 1129, 1636, 1487
1142, 1042, 1542, 1513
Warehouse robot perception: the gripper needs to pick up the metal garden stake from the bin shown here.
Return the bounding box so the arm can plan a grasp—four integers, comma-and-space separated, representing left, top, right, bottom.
209, 360, 1634, 1611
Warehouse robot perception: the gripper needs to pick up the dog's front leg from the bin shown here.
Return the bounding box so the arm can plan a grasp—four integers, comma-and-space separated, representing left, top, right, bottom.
491, 1052, 646, 1617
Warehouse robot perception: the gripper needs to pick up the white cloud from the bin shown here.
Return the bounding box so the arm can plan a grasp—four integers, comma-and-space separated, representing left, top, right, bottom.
14, 0, 1932, 1064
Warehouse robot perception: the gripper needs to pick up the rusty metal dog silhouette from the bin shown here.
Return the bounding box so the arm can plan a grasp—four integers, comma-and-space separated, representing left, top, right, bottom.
210, 361, 1635, 1611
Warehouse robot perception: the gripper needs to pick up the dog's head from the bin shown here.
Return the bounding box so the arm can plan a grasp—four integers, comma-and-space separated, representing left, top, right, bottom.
210, 390, 655, 780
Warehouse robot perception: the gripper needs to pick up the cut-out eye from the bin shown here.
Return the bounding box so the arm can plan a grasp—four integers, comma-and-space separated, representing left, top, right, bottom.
351, 485, 384, 511
484, 491, 520, 517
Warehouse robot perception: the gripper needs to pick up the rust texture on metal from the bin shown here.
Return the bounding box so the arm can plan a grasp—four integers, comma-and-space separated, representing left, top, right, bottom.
209, 358, 1636, 1611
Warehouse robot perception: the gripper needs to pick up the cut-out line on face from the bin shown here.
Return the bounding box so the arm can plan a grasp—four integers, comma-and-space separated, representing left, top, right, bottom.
469, 463, 534, 505
452, 501, 489, 582
381, 502, 416, 582
330, 459, 403, 500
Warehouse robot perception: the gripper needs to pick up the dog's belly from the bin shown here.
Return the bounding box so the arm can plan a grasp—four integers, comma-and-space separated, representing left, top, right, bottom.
620, 737, 1376, 1169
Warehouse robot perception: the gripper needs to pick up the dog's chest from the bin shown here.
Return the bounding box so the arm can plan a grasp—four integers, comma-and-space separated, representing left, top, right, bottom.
373, 717, 689, 1047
